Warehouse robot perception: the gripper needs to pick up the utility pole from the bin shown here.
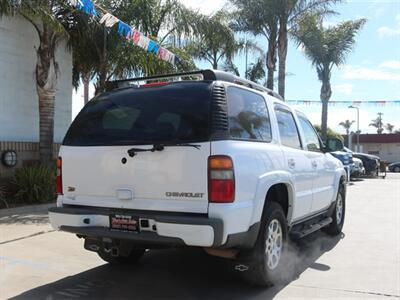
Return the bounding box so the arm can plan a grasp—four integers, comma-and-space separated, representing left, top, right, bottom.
348, 106, 360, 152
377, 112, 384, 134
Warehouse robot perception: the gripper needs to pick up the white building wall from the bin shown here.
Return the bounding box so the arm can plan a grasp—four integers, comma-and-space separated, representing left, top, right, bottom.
0, 16, 72, 143
361, 143, 400, 163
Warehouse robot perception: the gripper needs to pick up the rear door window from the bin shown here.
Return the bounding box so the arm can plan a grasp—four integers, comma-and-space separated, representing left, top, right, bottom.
227, 87, 272, 142
63, 82, 212, 146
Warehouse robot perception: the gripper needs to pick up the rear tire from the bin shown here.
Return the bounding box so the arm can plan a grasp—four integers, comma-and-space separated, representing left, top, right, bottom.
394, 166, 400, 173
323, 184, 345, 236
240, 202, 288, 286
98, 248, 145, 264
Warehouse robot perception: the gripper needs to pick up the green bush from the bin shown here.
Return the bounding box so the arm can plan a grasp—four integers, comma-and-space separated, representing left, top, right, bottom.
12, 164, 56, 204
0, 185, 8, 208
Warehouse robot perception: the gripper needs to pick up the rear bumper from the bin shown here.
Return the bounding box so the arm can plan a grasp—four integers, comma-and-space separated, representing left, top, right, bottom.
49, 206, 224, 247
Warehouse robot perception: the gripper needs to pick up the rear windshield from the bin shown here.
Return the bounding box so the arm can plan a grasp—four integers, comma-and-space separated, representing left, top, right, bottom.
63, 82, 212, 146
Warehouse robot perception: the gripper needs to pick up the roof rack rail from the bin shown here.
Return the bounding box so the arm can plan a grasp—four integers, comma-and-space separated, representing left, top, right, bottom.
105, 69, 283, 100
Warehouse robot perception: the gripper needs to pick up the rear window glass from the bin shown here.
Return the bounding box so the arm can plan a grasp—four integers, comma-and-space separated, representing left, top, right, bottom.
63, 82, 212, 146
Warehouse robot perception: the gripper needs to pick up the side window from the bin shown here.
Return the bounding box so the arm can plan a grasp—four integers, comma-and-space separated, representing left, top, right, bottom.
298, 116, 321, 152
274, 106, 302, 149
227, 87, 272, 142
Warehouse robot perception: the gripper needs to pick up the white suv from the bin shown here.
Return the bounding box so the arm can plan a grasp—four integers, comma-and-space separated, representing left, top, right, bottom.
49, 70, 346, 285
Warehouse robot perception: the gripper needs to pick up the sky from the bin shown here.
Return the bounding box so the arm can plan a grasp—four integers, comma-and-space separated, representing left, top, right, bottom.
72, 0, 400, 135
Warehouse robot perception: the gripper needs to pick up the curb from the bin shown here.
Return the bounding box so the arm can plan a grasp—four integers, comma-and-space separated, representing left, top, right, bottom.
0, 203, 55, 217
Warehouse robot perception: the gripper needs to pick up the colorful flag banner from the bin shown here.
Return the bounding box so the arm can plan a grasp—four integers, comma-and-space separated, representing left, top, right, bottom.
68, 0, 178, 65
286, 100, 400, 106
100, 13, 119, 28
74, 0, 97, 16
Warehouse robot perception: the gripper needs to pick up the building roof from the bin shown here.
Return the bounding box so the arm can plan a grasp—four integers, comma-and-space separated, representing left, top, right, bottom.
352, 134, 400, 144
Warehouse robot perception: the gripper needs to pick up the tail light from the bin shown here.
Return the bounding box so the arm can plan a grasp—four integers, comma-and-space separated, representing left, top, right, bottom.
208, 156, 235, 203
56, 157, 63, 195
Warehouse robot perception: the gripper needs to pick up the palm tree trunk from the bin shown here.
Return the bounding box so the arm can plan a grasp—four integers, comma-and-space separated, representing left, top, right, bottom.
213, 61, 218, 70
95, 27, 108, 95
278, 22, 288, 99
36, 24, 57, 166
266, 30, 278, 90
320, 79, 332, 141
83, 74, 90, 104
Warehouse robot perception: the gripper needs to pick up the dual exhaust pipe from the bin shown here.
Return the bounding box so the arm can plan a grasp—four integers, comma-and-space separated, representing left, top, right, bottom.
87, 241, 120, 257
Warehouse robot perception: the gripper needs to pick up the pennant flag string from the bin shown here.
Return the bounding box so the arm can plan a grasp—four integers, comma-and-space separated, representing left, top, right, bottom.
286, 100, 400, 107
99, 13, 119, 28
75, 0, 97, 16
68, 0, 179, 66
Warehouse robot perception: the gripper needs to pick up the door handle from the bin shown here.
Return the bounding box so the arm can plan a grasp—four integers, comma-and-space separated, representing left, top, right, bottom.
288, 159, 296, 169
312, 161, 318, 169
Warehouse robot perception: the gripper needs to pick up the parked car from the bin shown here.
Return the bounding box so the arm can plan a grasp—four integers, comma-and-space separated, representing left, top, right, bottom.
49, 70, 346, 286
329, 151, 352, 178
351, 157, 365, 178
352, 153, 380, 176
342, 147, 379, 177
388, 162, 400, 172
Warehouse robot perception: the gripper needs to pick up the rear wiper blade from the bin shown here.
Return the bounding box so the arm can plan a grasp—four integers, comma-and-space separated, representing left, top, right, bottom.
127, 143, 201, 157
127, 144, 164, 157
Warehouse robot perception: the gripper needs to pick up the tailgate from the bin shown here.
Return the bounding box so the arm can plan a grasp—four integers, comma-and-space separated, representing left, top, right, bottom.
61, 144, 210, 213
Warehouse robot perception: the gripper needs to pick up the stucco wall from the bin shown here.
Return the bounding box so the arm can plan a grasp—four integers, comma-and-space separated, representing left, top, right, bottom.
0, 16, 72, 143
360, 143, 400, 163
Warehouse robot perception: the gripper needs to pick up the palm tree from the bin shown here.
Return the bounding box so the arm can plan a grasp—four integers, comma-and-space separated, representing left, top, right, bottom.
339, 119, 354, 146
70, 16, 99, 104
0, 0, 70, 165
230, 0, 279, 89
339, 120, 355, 136
292, 14, 365, 140
186, 12, 239, 69
276, 0, 340, 98
369, 113, 384, 134
71, 0, 199, 97
385, 123, 395, 133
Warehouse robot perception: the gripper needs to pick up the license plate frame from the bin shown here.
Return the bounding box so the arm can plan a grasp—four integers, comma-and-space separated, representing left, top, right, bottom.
109, 214, 139, 232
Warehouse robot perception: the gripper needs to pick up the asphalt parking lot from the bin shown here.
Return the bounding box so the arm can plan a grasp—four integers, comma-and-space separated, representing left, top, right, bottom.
1, 174, 399, 299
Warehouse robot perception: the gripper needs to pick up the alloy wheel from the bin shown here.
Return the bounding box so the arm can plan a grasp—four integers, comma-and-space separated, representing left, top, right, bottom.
265, 219, 283, 270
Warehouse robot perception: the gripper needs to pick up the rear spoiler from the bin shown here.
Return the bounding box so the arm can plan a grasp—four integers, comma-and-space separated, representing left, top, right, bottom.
105, 69, 283, 100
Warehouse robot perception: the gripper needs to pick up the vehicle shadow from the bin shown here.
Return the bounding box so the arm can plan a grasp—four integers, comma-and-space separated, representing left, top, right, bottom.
0, 213, 49, 225
10, 231, 343, 300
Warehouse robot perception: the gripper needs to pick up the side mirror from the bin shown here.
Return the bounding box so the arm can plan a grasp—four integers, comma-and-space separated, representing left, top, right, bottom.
325, 138, 344, 152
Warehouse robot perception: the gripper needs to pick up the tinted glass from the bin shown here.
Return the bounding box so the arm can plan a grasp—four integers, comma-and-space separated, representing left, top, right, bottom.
298, 116, 321, 152
227, 87, 272, 142
64, 82, 211, 146
274, 106, 302, 149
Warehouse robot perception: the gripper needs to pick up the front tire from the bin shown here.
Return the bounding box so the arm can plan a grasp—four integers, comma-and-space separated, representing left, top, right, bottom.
240, 202, 288, 286
323, 184, 345, 236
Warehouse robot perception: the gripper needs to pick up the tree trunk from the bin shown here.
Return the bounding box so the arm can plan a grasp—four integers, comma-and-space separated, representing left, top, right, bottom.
278, 21, 288, 99
83, 74, 90, 104
36, 24, 57, 166
266, 30, 278, 90
95, 28, 108, 95
320, 79, 332, 141
213, 60, 218, 70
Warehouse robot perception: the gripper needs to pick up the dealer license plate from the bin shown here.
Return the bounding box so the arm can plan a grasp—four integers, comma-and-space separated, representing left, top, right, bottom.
109, 214, 139, 232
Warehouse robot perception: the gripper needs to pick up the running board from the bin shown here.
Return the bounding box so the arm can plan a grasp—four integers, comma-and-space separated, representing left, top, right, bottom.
290, 217, 333, 239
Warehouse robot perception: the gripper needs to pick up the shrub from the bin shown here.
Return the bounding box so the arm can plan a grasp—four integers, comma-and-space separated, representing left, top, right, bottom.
12, 164, 56, 204
0, 185, 8, 208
